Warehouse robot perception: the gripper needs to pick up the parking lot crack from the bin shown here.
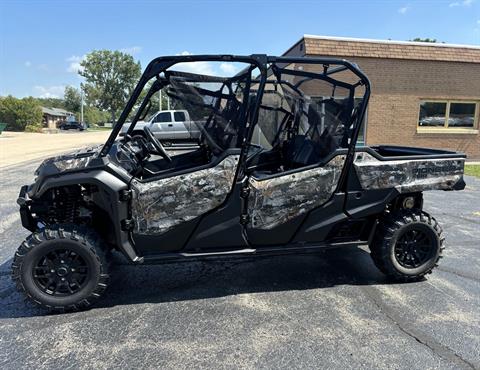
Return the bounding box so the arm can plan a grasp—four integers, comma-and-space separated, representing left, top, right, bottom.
437, 266, 479, 282
361, 285, 476, 370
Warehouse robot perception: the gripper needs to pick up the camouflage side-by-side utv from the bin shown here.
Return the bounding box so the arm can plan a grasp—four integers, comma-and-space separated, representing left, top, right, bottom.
13, 55, 466, 311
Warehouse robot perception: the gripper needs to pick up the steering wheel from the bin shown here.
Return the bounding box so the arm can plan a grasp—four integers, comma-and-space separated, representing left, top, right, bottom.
143, 126, 172, 162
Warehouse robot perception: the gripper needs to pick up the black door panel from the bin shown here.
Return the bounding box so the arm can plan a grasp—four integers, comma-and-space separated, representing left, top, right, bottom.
184, 182, 248, 251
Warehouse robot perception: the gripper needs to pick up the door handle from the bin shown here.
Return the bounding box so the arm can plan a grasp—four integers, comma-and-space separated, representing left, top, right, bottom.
168, 124, 173, 127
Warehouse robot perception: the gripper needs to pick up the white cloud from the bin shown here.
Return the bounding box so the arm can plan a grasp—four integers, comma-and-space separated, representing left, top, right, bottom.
120, 46, 142, 55
33, 85, 66, 98
66, 55, 85, 73
219, 63, 238, 75
172, 51, 243, 77
24, 61, 32, 67
174, 51, 216, 75
398, 5, 410, 14
449, 0, 473, 7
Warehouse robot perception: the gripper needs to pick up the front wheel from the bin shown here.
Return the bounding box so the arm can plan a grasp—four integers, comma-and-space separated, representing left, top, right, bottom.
370, 210, 444, 281
11, 225, 110, 312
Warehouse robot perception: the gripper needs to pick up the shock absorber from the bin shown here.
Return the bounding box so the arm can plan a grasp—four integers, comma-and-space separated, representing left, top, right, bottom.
52, 187, 80, 224
63, 189, 78, 223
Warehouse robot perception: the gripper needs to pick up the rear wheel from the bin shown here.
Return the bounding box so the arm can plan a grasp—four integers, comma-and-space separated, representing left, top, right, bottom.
370, 209, 443, 281
11, 225, 109, 312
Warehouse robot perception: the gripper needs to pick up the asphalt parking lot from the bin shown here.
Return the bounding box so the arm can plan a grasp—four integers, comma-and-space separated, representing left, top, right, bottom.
0, 159, 479, 369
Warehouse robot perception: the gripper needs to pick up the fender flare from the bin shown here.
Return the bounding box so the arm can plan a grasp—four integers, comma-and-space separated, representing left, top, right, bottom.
36, 169, 140, 262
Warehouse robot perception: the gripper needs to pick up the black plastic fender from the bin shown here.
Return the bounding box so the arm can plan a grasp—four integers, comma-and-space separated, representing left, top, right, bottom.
34, 169, 140, 262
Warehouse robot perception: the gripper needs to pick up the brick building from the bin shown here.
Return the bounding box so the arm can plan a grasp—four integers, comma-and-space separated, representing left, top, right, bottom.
283, 35, 480, 159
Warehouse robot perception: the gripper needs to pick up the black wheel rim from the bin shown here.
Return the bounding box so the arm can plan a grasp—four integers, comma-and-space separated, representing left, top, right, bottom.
33, 249, 90, 296
394, 228, 435, 268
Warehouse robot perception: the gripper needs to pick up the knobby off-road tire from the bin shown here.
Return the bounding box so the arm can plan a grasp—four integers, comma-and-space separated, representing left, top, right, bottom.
370, 209, 444, 281
11, 225, 110, 312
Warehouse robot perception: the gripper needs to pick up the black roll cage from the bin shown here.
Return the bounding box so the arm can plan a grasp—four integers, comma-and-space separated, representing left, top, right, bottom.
99, 54, 371, 191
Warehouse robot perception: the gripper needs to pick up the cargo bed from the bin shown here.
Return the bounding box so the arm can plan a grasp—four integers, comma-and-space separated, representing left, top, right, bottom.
353, 145, 466, 192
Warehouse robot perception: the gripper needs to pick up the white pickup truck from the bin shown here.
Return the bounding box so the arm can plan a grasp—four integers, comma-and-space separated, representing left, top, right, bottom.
120, 110, 200, 144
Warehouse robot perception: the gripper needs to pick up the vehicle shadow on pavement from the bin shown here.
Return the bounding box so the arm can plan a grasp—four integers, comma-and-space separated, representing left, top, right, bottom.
0, 246, 403, 318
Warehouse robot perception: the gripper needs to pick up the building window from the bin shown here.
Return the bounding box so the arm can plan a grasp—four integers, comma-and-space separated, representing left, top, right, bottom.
418, 100, 478, 130
449, 102, 476, 128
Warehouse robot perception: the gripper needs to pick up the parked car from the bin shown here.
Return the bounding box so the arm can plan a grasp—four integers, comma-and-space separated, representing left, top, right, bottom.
59, 121, 85, 131
120, 110, 200, 144
13, 54, 466, 311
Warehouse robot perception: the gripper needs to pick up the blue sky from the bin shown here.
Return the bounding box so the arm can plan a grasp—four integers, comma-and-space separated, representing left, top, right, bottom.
0, 0, 478, 98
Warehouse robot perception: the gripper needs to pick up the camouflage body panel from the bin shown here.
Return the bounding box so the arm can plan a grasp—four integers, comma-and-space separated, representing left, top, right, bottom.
131, 155, 239, 235
353, 152, 465, 192
37, 145, 102, 172
247, 155, 345, 230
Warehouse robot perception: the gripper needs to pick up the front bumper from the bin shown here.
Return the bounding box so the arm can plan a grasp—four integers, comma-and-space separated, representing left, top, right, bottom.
17, 185, 36, 232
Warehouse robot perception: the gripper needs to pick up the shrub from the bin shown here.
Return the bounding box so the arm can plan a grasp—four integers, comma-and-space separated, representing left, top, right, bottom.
0, 96, 43, 131
24, 124, 43, 133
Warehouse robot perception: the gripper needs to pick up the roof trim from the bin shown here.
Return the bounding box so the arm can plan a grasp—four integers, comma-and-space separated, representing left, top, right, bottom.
303, 34, 480, 50
281, 37, 305, 57
41, 107, 74, 116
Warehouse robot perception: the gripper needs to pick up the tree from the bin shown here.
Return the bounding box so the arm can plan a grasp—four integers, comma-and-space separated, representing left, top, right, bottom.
33, 97, 66, 110
79, 50, 141, 123
64, 86, 82, 113
0, 96, 42, 131
83, 106, 110, 125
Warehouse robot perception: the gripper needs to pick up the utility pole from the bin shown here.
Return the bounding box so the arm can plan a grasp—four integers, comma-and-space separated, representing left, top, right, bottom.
159, 89, 162, 111
80, 88, 84, 123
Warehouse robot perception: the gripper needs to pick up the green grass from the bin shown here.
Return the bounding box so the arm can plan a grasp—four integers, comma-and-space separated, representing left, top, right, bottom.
465, 164, 480, 178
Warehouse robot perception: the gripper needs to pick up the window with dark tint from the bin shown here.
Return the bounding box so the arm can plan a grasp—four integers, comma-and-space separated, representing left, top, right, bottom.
154, 112, 172, 123
174, 111, 186, 122
418, 102, 447, 127
449, 103, 475, 128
